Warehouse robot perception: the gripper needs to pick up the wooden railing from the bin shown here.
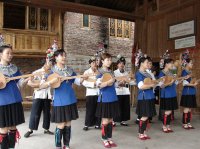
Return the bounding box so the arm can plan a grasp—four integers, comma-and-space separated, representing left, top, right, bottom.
0, 30, 60, 54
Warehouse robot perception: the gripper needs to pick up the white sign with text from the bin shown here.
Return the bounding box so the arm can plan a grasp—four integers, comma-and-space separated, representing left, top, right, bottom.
175, 36, 196, 49
169, 20, 195, 39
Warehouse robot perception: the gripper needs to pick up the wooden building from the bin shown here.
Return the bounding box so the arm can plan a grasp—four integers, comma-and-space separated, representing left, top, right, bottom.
134, 0, 200, 113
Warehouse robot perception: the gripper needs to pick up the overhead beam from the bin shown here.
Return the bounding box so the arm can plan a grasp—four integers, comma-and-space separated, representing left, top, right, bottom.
11, 0, 144, 21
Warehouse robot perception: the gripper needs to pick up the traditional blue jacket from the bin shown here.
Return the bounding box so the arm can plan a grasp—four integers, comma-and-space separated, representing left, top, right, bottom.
135, 71, 155, 100
0, 64, 23, 106
50, 65, 78, 106
159, 71, 177, 98
181, 70, 196, 95
96, 69, 118, 103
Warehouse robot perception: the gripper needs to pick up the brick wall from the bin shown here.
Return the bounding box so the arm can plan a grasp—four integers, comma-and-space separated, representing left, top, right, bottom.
13, 57, 45, 74
108, 22, 135, 71
12, 57, 45, 99
64, 12, 135, 73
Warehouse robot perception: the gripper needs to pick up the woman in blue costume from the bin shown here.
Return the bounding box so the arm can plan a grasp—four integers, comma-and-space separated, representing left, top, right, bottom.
135, 56, 156, 140
180, 51, 198, 129
0, 37, 29, 149
159, 58, 179, 133
40, 49, 84, 149
95, 53, 120, 148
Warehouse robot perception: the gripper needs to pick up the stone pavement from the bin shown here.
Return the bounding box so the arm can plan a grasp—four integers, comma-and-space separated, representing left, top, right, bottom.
15, 108, 200, 149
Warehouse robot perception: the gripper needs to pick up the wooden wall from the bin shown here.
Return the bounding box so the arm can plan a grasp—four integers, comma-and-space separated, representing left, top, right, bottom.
0, 2, 62, 56
134, 0, 200, 111
135, 0, 200, 56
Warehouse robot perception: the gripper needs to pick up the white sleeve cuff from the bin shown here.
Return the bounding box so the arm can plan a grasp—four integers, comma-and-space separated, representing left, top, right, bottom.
17, 78, 24, 88
183, 80, 189, 86
114, 82, 119, 88
138, 81, 144, 89
74, 78, 81, 86
96, 78, 101, 86
158, 81, 164, 87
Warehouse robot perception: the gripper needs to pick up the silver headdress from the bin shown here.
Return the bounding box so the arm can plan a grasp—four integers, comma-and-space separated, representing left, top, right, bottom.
181, 49, 190, 67
160, 50, 170, 69
46, 39, 59, 62
135, 49, 144, 67
0, 34, 7, 47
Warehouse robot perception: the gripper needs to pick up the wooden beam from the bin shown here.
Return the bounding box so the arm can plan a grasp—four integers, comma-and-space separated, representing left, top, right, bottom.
13, 52, 46, 58
146, 0, 196, 21
13, 0, 144, 21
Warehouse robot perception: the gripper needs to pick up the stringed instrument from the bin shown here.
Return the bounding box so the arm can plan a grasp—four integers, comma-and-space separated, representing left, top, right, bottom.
143, 78, 164, 85
161, 75, 190, 86
46, 73, 96, 88
143, 74, 191, 87
101, 72, 134, 83
82, 71, 100, 83
0, 71, 45, 89
190, 78, 200, 84
186, 73, 200, 85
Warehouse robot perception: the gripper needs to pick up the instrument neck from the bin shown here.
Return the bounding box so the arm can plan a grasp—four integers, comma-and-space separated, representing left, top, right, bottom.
7, 71, 43, 81
62, 75, 78, 81
8, 74, 34, 81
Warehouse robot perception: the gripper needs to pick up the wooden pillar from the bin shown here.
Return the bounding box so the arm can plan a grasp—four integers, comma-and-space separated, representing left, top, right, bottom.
195, 0, 200, 42
134, 0, 148, 53
53, 10, 63, 47
37, 8, 40, 31
25, 6, 29, 29
48, 9, 51, 32
0, 2, 3, 28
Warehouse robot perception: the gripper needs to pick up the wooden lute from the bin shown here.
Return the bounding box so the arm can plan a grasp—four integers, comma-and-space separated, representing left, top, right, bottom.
81, 71, 100, 83
143, 78, 164, 85
0, 71, 45, 89
101, 72, 134, 83
143, 75, 190, 87
46, 73, 96, 88
190, 78, 200, 84
161, 75, 190, 86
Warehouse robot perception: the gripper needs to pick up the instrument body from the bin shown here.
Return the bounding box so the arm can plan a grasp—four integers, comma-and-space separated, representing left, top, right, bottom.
101, 72, 134, 83
143, 78, 163, 85
190, 78, 200, 84
0, 71, 44, 89
182, 70, 199, 85
161, 75, 190, 86
0, 73, 7, 89
143, 75, 189, 87
47, 73, 95, 88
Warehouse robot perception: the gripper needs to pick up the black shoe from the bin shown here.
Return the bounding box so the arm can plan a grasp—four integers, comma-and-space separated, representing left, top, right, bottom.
83, 126, 89, 131
24, 130, 33, 138
120, 122, 128, 126
95, 125, 101, 129
44, 130, 54, 135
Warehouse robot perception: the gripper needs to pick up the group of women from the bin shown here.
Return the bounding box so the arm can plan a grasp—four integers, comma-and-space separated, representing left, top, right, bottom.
134, 49, 198, 140
0, 35, 198, 149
